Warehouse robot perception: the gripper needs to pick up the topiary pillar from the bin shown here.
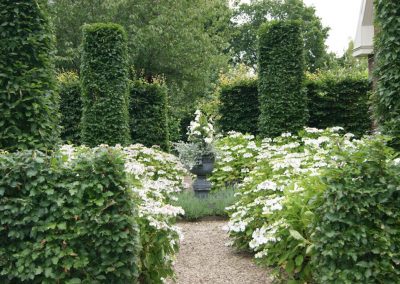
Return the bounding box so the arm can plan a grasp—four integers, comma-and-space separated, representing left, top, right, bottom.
0, 0, 60, 151
258, 20, 308, 138
81, 23, 131, 147
130, 80, 170, 151
374, 0, 400, 148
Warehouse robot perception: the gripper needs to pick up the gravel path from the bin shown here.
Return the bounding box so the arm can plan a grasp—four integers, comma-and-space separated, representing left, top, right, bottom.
168, 220, 273, 284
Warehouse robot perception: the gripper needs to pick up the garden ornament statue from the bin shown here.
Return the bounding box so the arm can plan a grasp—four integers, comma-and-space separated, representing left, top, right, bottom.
174, 110, 215, 197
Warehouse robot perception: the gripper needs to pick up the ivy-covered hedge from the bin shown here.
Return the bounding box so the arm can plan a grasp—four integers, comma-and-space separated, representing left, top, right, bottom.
129, 80, 170, 151
0, 148, 140, 283
219, 78, 259, 135
58, 72, 82, 144
258, 20, 307, 138
80, 23, 131, 147
374, 0, 400, 147
306, 71, 371, 136
0, 0, 60, 151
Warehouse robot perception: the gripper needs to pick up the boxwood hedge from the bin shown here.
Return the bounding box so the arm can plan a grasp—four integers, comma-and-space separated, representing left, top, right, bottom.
80, 23, 131, 147
58, 72, 82, 144
219, 78, 259, 135
0, 0, 60, 151
129, 80, 170, 151
258, 20, 308, 138
0, 148, 140, 283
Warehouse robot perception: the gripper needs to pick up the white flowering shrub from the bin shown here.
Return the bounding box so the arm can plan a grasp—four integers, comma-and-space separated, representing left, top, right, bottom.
60, 144, 188, 283
210, 131, 260, 190
225, 127, 360, 282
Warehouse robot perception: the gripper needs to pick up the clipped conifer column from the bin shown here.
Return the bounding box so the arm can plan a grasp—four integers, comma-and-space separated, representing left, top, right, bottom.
258, 20, 308, 137
81, 23, 131, 146
0, 0, 60, 151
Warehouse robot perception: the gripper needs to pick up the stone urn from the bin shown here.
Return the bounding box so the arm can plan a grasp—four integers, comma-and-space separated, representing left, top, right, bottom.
190, 155, 214, 198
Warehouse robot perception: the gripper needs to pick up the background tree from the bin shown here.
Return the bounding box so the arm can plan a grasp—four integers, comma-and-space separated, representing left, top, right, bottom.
231, 0, 329, 72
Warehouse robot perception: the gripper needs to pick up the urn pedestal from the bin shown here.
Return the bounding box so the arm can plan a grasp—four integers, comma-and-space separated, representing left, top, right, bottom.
190, 155, 214, 198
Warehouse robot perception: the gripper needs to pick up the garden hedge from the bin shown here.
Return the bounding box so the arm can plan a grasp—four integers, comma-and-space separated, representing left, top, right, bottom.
312, 137, 400, 283
258, 20, 308, 138
80, 23, 131, 147
374, 0, 400, 148
219, 78, 259, 135
58, 72, 82, 144
130, 80, 170, 151
0, 0, 60, 151
306, 71, 371, 136
0, 148, 140, 283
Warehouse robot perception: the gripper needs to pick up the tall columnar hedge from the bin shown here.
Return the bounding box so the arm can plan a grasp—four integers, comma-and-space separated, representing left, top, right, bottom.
130, 80, 170, 151
58, 72, 82, 144
0, 0, 60, 151
258, 21, 307, 137
374, 1, 400, 146
306, 72, 372, 136
80, 23, 131, 147
219, 78, 260, 135
0, 148, 140, 282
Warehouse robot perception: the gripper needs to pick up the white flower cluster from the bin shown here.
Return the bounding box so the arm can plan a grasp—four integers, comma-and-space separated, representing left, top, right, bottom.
188, 109, 214, 145
211, 131, 261, 189
60, 143, 188, 279
225, 127, 361, 260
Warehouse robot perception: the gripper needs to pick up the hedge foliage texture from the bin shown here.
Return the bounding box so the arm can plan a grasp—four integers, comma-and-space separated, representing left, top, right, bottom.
313, 137, 400, 283
374, 0, 400, 146
0, 0, 60, 151
130, 80, 170, 151
0, 148, 140, 283
306, 72, 371, 136
80, 23, 130, 147
219, 78, 259, 135
58, 72, 82, 144
258, 20, 307, 138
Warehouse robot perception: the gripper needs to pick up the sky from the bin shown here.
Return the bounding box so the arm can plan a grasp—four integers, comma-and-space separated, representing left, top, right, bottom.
303, 0, 363, 55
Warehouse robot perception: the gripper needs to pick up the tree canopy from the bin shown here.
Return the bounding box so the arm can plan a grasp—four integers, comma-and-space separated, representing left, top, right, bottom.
231, 0, 329, 72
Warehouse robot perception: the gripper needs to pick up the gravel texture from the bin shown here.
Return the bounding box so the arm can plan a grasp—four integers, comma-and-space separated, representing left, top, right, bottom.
168, 220, 273, 284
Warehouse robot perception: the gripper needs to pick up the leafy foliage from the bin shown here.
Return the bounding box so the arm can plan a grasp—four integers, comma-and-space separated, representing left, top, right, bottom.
258, 20, 308, 138
58, 72, 82, 144
231, 0, 328, 72
80, 23, 131, 147
306, 69, 372, 136
0, 0, 60, 151
374, 0, 400, 148
210, 132, 260, 190
225, 128, 347, 282
130, 80, 169, 151
0, 148, 140, 283
312, 137, 400, 283
218, 77, 259, 135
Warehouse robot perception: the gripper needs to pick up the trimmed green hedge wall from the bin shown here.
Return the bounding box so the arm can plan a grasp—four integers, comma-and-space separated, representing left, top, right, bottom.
306, 72, 371, 136
219, 78, 259, 135
58, 72, 82, 144
130, 80, 170, 151
0, 148, 140, 282
0, 0, 60, 151
258, 20, 308, 137
81, 23, 131, 147
374, 0, 400, 147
